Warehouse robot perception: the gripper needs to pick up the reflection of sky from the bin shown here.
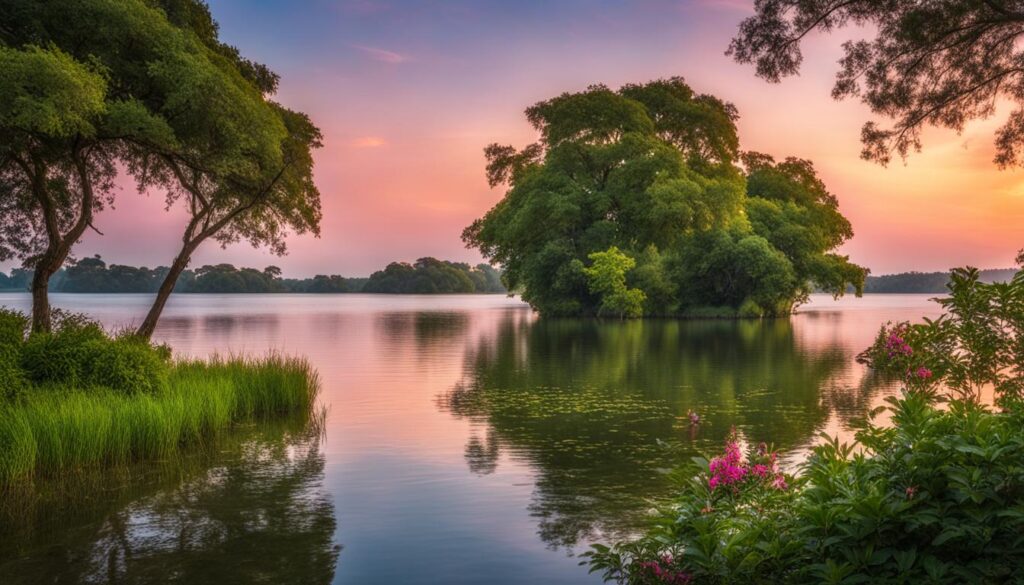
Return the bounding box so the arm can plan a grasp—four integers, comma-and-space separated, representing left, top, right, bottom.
8, 0, 1022, 278
0, 292, 946, 584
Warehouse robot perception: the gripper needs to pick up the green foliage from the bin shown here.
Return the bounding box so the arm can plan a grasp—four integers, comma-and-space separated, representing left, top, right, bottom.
584, 247, 646, 319
363, 257, 506, 294
6, 310, 167, 395
79, 337, 170, 395
859, 269, 1017, 294
0, 44, 106, 140
589, 264, 1024, 583
464, 79, 864, 317
860, 266, 1024, 407
20, 315, 107, 387
0, 354, 320, 484
0, 345, 27, 402
0, 309, 27, 347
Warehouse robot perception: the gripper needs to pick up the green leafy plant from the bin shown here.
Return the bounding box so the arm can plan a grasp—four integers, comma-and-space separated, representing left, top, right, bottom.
860, 266, 1024, 406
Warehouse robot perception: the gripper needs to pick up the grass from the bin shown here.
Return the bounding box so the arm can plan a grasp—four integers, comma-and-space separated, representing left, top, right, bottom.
0, 354, 320, 485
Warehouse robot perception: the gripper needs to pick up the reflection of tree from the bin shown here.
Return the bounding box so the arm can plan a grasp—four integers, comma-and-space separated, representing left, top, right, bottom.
0, 420, 340, 585
376, 311, 470, 345
440, 316, 869, 549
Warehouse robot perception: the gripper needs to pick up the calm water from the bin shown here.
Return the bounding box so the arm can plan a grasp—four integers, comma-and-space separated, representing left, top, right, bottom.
0, 293, 942, 584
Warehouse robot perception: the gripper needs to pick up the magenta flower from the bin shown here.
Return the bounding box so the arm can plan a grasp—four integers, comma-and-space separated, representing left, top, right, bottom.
916, 367, 932, 379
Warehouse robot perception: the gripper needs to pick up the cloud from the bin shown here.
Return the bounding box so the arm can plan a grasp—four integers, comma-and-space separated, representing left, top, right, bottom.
350, 136, 387, 148
352, 45, 409, 64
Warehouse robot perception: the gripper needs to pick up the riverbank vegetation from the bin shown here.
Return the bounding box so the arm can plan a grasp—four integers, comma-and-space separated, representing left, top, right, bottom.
0, 256, 506, 294
858, 268, 1017, 294
0, 309, 319, 486
587, 265, 1024, 583
463, 78, 866, 318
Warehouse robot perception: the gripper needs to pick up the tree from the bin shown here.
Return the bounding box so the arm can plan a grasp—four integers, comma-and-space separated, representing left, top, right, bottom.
743, 153, 866, 300
0, 0, 322, 337
583, 247, 646, 319
128, 1, 322, 338
728, 0, 1024, 167
0, 41, 172, 332
463, 79, 864, 317
361, 258, 496, 294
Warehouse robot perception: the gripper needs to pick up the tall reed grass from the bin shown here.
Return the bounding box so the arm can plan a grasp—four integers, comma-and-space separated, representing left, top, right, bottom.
0, 354, 320, 485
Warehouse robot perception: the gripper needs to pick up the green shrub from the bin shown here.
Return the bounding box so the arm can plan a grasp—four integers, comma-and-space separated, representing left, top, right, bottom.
0, 309, 27, 347
0, 344, 27, 402
20, 317, 106, 386
80, 337, 170, 394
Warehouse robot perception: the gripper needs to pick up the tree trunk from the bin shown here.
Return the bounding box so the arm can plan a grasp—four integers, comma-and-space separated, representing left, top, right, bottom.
30, 265, 54, 334
29, 245, 76, 333
24, 148, 96, 333
136, 246, 194, 339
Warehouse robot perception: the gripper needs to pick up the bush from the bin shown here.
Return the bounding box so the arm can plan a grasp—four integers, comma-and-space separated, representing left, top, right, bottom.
16, 313, 168, 394
0, 344, 27, 402
0, 309, 26, 347
80, 337, 170, 394
859, 267, 1024, 406
20, 317, 106, 386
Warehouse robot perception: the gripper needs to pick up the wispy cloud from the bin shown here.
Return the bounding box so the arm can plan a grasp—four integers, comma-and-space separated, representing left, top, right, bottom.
351, 44, 409, 64
350, 136, 387, 148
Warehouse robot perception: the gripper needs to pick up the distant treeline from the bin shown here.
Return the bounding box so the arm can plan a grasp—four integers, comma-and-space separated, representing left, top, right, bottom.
0, 256, 505, 294
860, 269, 1018, 293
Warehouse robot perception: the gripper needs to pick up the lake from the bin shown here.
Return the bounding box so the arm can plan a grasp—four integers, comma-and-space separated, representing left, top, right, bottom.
0, 293, 942, 584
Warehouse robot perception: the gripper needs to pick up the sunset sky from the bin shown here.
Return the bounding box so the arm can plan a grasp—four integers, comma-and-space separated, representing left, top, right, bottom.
16, 0, 1024, 277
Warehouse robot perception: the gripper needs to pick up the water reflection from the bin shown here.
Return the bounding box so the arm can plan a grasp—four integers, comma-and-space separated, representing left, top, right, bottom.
0, 292, 934, 584
0, 421, 340, 585
440, 316, 890, 548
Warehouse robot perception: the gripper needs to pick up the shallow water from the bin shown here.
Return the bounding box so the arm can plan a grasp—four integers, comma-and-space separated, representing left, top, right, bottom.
0, 293, 941, 584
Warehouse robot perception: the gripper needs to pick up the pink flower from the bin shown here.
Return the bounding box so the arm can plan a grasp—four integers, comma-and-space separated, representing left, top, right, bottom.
772, 475, 788, 491
915, 367, 932, 379
639, 558, 693, 584
688, 410, 700, 425
751, 463, 771, 478
708, 438, 748, 490
905, 486, 918, 499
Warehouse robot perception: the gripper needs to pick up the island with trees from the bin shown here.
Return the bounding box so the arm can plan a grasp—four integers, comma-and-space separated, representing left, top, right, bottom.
463, 78, 867, 319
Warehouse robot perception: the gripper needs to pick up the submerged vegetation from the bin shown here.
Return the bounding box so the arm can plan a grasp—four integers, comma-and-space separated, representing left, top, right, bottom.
588, 265, 1024, 583
0, 309, 319, 485
463, 78, 866, 318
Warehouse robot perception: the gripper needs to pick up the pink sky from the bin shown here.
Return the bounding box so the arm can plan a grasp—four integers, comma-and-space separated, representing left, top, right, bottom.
10, 0, 1023, 277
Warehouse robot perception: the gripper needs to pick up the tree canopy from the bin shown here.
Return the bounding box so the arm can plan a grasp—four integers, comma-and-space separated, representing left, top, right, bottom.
363, 258, 505, 294
463, 78, 865, 317
0, 0, 322, 335
728, 0, 1024, 167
